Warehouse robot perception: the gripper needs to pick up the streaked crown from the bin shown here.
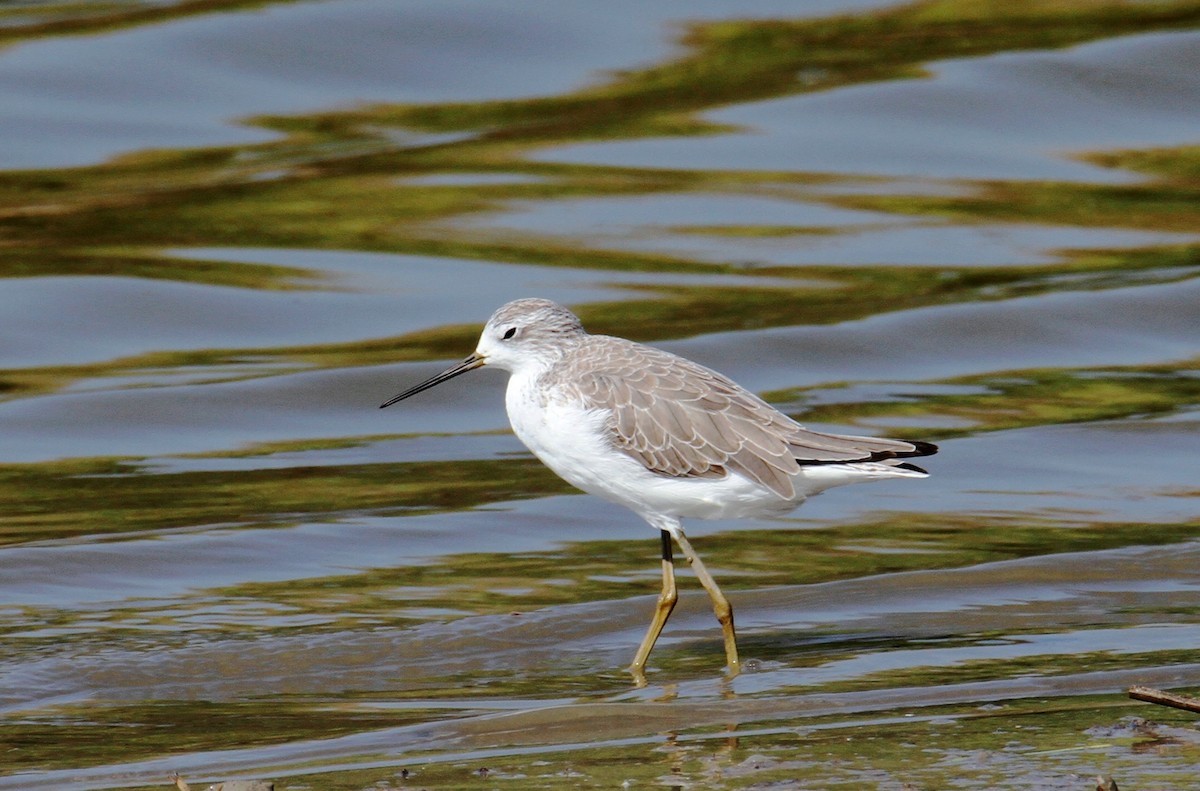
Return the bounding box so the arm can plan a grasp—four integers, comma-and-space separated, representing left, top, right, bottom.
489, 299, 584, 335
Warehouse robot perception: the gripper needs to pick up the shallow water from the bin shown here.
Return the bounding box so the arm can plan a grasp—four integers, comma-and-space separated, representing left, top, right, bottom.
0, 1, 1198, 789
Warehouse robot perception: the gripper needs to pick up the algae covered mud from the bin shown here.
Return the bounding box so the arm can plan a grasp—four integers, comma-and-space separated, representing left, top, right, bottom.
0, 1, 1198, 788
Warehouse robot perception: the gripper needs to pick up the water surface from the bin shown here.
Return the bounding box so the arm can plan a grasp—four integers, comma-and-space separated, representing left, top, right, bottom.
0, 1, 1197, 789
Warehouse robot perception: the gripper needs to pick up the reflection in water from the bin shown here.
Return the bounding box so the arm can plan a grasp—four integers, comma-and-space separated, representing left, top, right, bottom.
0, 0, 1198, 788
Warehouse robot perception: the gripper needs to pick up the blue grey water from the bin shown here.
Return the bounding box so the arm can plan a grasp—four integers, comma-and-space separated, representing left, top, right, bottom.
0, 1, 1197, 789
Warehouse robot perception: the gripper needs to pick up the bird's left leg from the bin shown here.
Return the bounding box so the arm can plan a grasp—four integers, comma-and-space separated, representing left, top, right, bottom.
670, 526, 740, 675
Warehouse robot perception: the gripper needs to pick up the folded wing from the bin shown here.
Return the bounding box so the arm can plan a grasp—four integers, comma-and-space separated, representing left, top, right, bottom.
564, 337, 936, 500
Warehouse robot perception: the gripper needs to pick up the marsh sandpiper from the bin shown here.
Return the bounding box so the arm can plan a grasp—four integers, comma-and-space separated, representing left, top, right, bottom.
382, 298, 937, 680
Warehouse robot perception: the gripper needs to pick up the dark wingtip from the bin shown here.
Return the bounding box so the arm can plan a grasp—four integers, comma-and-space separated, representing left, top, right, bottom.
901, 440, 939, 458
793, 437, 939, 468
895, 461, 929, 474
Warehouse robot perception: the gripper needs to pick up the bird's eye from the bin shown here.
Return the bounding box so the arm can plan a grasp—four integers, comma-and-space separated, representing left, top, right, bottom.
502, 326, 517, 340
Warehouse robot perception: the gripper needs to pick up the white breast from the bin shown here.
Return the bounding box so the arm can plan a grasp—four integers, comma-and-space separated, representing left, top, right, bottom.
505, 370, 617, 496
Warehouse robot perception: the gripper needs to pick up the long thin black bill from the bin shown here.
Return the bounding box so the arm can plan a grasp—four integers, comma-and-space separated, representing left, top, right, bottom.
379, 354, 485, 408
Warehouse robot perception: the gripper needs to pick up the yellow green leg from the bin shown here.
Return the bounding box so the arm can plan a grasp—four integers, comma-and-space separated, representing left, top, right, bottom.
630, 529, 678, 679
673, 530, 740, 675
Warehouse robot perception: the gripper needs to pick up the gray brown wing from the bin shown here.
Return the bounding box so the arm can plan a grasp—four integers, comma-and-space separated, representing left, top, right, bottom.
561, 338, 934, 500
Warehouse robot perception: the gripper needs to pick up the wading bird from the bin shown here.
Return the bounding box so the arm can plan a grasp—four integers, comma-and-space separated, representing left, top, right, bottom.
382, 298, 937, 679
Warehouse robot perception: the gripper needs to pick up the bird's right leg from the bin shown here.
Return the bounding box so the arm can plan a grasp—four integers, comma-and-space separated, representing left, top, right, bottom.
630, 528, 678, 680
